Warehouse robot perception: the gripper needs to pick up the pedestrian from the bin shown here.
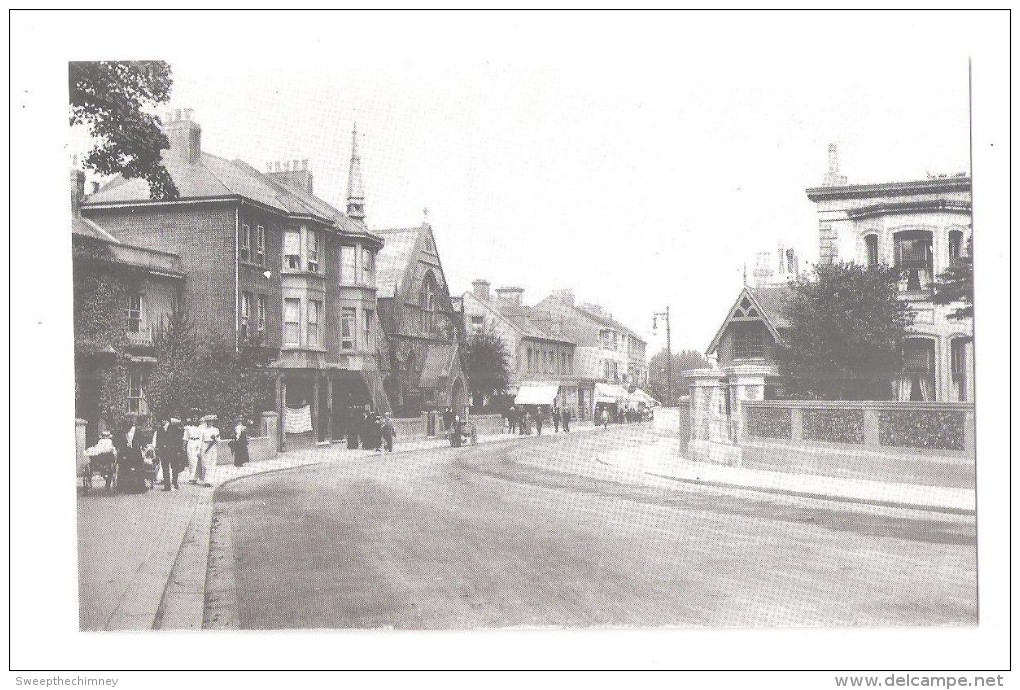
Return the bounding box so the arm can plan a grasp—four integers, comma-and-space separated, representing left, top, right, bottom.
196, 414, 220, 487
507, 406, 517, 434
600, 407, 610, 429
347, 404, 361, 449
114, 415, 147, 493
184, 411, 203, 484
154, 416, 185, 491
362, 405, 379, 450
229, 418, 250, 467
518, 408, 527, 435
380, 413, 396, 453
562, 407, 571, 432
442, 407, 455, 433
552, 407, 561, 433
535, 407, 543, 435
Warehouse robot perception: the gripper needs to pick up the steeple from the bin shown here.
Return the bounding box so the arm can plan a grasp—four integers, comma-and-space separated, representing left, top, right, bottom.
346, 122, 365, 221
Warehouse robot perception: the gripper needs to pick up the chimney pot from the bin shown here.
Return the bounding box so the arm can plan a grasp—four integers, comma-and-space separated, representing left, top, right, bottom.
472, 279, 491, 301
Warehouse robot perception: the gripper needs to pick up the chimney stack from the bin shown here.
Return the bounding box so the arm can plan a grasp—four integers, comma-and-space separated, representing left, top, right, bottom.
495, 286, 524, 306
823, 143, 847, 186
267, 158, 314, 194
164, 108, 202, 165
472, 279, 491, 301
550, 288, 575, 307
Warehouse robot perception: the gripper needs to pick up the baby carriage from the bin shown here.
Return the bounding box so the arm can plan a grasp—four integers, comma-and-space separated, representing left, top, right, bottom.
83, 436, 117, 492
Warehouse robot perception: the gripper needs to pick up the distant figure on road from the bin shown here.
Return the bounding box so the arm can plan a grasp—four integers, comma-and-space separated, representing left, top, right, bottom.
347, 404, 361, 449
600, 408, 610, 429
562, 407, 571, 432
380, 414, 395, 453
552, 407, 561, 433
535, 407, 543, 435
507, 406, 517, 434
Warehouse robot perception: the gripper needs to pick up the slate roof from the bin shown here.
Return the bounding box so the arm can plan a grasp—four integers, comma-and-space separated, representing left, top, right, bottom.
477, 297, 574, 345
747, 285, 797, 330
84, 152, 379, 241
571, 305, 645, 343
72, 215, 183, 276
373, 226, 422, 298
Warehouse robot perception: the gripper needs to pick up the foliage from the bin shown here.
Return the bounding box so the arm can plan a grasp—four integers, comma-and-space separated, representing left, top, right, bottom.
144, 301, 273, 428
931, 236, 974, 319
73, 236, 130, 357
777, 261, 914, 400
878, 409, 966, 451
745, 406, 792, 439
460, 327, 511, 397
802, 408, 865, 444
647, 349, 711, 404
69, 60, 178, 200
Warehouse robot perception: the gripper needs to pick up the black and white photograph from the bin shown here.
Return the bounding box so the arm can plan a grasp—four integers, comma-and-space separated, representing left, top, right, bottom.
8, 8, 1011, 684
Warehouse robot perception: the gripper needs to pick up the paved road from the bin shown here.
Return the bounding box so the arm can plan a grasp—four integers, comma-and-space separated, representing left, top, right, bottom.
212, 426, 976, 629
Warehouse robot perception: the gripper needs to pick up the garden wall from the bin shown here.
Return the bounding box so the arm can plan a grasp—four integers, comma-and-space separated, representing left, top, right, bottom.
742, 400, 974, 456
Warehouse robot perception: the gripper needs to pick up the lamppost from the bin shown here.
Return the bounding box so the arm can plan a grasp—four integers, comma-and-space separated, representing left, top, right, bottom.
652, 307, 672, 405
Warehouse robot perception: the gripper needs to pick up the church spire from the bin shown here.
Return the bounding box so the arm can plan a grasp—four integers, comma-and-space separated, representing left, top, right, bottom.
346, 122, 365, 221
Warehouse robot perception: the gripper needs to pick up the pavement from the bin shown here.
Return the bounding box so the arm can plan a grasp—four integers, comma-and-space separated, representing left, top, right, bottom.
77, 419, 974, 631
593, 433, 976, 514
77, 423, 601, 631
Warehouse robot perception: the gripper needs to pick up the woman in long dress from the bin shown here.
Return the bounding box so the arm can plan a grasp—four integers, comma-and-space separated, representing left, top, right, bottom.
184, 413, 203, 484
197, 414, 220, 486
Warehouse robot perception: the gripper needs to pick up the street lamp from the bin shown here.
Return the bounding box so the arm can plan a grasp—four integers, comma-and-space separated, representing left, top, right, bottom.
652, 307, 672, 406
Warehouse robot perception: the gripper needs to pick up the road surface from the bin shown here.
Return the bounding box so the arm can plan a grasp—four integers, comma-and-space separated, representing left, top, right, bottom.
210, 426, 976, 629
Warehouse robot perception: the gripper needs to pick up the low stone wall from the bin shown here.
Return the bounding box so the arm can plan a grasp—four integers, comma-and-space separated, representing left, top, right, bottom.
742, 400, 974, 456
652, 405, 690, 447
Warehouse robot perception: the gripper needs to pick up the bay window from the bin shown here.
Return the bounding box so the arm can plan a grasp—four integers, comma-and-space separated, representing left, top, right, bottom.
341, 307, 357, 350
283, 298, 301, 346
284, 230, 301, 270
894, 230, 933, 291
307, 300, 321, 347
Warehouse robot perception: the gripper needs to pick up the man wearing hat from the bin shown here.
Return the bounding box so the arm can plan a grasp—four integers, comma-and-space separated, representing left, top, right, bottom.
196, 414, 220, 487
154, 415, 185, 491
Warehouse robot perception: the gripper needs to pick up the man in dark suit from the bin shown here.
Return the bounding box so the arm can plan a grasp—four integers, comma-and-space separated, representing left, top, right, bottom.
155, 416, 185, 491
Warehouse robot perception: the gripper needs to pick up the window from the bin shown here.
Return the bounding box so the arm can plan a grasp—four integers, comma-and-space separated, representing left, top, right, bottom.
361, 247, 373, 285
284, 229, 301, 270
257, 295, 267, 333
341, 307, 357, 350
902, 338, 936, 401
561, 352, 567, 374
125, 293, 142, 332
527, 348, 534, 373
340, 245, 357, 283
470, 315, 484, 334
239, 223, 251, 263
284, 298, 301, 346
307, 300, 321, 347
568, 353, 573, 374
731, 321, 766, 359
127, 372, 145, 414
255, 225, 266, 265
421, 273, 437, 332
240, 292, 252, 340
865, 234, 879, 267
949, 230, 964, 268
363, 309, 373, 349
950, 338, 969, 402
894, 230, 933, 291
306, 230, 319, 272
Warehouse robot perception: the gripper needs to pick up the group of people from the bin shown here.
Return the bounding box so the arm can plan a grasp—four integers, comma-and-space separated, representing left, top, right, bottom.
346, 405, 396, 453
84, 410, 250, 493
595, 404, 651, 428
504, 405, 571, 436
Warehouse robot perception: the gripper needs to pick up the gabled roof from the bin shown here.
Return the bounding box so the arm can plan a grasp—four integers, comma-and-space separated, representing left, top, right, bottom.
373, 225, 422, 298
466, 292, 575, 345
570, 305, 645, 343
84, 152, 379, 242
705, 284, 797, 354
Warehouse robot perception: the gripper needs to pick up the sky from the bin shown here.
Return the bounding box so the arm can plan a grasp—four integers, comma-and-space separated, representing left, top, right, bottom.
71, 12, 975, 356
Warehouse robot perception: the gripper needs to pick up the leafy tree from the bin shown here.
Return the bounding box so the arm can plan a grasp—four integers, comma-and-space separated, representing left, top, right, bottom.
647, 349, 711, 403
778, 261, 914, 400
70, 60, 178, 200
932, 235, 974, 319
460, 328, 511, 400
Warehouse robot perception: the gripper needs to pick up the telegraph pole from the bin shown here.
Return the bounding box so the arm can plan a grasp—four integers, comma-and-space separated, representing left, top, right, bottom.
653, 307, 672, 405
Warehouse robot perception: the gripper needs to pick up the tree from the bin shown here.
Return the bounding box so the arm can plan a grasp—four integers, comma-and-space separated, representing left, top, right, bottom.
70, 60, 178, 200
647, 349, 711, 403
932, 235, 974, 319
460, 328, 511, 402
778, 261, 914, 400
145, 300, 201, 420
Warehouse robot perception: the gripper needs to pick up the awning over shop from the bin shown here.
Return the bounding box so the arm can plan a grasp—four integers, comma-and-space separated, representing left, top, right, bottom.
594, 383, 630, 404
629, 388, 659, 406
514, 382, 560, 406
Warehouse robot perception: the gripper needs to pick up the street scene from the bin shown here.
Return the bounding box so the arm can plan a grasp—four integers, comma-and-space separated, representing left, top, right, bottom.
69, 44, 978, 635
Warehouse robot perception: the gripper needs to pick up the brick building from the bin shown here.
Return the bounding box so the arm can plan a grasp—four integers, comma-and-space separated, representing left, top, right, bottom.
81, 112, 389, 450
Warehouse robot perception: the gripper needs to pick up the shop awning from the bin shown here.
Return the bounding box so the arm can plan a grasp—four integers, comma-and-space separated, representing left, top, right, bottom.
629, 388, 659, 406
514, 382, 560, 406
594, 383, 630, 404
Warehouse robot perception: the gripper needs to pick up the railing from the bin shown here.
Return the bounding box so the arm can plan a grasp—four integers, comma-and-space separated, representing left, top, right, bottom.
743, 400, 974, 454
125, 327, 153, 347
